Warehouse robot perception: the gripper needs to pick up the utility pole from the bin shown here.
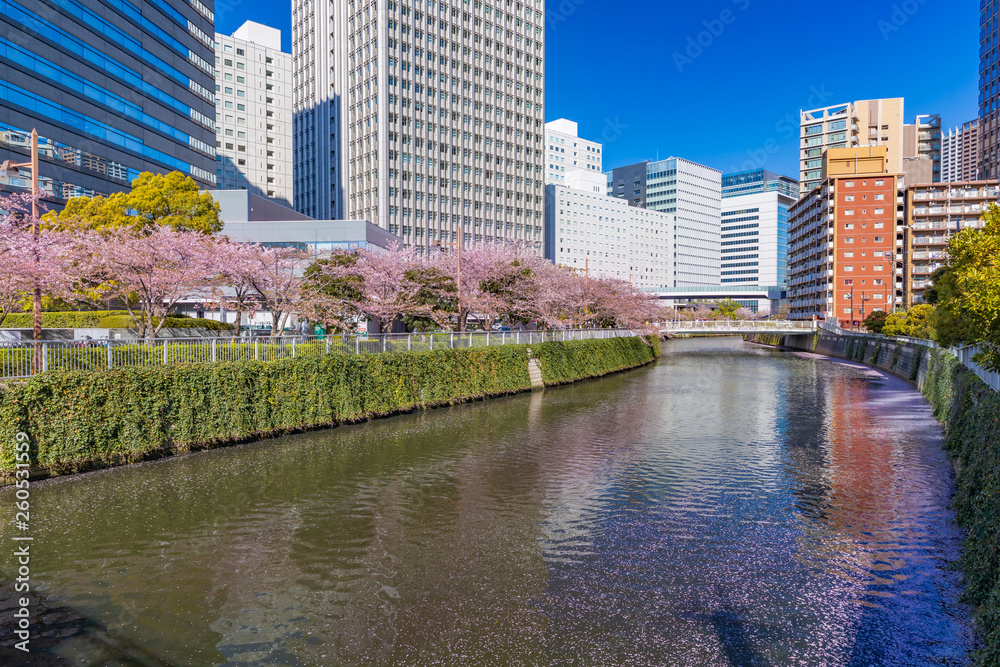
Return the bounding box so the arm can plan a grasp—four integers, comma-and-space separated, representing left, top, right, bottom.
1, 129, 41, 370
848, 290, 854, 331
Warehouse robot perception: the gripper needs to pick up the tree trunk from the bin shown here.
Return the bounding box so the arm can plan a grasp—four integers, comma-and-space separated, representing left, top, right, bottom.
233, 305, 243, 338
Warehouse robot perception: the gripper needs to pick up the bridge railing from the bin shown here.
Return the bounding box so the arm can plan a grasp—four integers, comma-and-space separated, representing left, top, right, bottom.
655, 320, 817, 331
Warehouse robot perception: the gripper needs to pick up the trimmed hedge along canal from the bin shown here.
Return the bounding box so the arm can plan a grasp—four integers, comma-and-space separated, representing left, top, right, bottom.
0, 335, 660, 481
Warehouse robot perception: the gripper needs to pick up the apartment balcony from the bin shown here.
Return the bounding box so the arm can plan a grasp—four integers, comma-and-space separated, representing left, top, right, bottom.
912, 264, 944, 275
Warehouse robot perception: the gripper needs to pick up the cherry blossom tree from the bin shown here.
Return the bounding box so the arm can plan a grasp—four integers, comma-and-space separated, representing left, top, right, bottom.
428, 242, 540, 331
0, 192, 79, 329
210, 240, 269, 336
244, 246, 314, 336
311, 243, 439, 333
87, 227, 220, 339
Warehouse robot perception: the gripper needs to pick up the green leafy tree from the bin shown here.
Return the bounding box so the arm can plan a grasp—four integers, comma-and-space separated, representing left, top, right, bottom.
882, 305, 936, 340
402, 265, 456, 332
713, 298, 741, 320
931, 203, 1000, 370
303, 252, 364, 332
929, 266, 977, 349
44, 171, 221, 234
863, 310, 889, 335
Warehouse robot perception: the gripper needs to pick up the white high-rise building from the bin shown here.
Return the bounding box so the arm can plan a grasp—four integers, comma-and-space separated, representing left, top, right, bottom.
214, 22, 293, 206
607, 158, 722, 287
293, 0, 547, 250
545, 170, 674, 288
941, 120, 979, 183
544, 119, 602, 184
720, 169, 798, 290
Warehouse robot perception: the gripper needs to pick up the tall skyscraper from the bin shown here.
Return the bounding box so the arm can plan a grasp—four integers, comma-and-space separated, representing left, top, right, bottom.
544, 118, 602, 185
293, 0, 546, 250
0, 0, 217, 199
720, 169, 798, 289
980, 0, 999, 179
942, 120, 980, 182
787, 146, 903, 324
799, 99, 939, 192
214, 21, 293, 206
545, 169, 673, 288
607, 158, 722, 287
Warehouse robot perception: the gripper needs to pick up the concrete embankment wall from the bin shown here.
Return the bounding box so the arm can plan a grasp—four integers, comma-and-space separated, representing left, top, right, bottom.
0, 336, 659, 485
748, 331, 1000, 664
745, 331, 932, 388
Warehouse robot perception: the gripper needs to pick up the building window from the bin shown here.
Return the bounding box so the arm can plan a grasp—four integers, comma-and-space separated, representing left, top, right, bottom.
845, 180, 855, 187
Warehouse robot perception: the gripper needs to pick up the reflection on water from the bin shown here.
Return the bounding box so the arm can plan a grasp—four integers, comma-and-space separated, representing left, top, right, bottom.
0, 338, 976, 665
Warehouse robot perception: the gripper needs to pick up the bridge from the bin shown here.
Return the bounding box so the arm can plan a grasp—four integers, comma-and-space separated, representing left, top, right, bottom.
654, 320, 818, 335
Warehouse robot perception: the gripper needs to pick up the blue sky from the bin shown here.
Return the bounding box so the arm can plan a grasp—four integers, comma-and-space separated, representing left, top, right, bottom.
216, 0, 980, 180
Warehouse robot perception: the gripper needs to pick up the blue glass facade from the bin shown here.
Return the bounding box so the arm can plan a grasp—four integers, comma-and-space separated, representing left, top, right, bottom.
721, 168, 799, 200
981, 0, 999, 178
0, 0, 216, 200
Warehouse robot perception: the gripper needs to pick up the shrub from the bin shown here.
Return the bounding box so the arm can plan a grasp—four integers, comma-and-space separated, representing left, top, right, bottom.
1, 311, 129, 329
863, 310, 889, 335
97, 315, 233, 331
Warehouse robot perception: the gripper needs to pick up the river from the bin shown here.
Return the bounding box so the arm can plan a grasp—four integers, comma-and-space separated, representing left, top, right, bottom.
0, 338, 977, 665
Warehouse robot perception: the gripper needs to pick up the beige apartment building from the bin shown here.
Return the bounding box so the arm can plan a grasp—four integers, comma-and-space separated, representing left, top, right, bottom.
800, 99, 938, 193
904, 180, 1000, 306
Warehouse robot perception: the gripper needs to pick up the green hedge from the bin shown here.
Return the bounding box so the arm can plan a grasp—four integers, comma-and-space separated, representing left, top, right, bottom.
919, 350, 1000, 665
532, 335, 659, 385
97, 315, 233, 331
1, 311, 128, 328
0, 336, 659, 480
0, 311, 232, 331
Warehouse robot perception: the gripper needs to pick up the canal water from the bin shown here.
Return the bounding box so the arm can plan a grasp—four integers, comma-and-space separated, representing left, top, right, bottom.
0, 338, 977, 665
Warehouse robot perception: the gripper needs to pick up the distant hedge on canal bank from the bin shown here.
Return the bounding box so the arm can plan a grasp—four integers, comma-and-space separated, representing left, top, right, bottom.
748, 332, 1000, 665
0, 335, 659, 483
923, 350, 1000, 665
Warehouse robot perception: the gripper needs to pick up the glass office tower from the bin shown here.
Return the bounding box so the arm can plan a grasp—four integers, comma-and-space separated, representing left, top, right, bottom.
0, 0, 217, 200
980, 0, 1000, 178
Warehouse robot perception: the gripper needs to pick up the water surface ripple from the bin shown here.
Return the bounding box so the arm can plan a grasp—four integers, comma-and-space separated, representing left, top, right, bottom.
0, 338, 976, 665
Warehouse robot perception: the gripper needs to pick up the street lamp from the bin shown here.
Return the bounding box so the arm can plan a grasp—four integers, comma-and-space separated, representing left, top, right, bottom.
858, 292, 871, 329
0, 129, 42, 370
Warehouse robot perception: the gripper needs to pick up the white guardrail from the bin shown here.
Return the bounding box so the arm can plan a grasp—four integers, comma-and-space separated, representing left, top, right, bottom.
0, 329, 636, 381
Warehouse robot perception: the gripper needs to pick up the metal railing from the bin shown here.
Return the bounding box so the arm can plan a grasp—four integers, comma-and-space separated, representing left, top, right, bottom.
953, 344, 1000, 392
0, 329, 636, 380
